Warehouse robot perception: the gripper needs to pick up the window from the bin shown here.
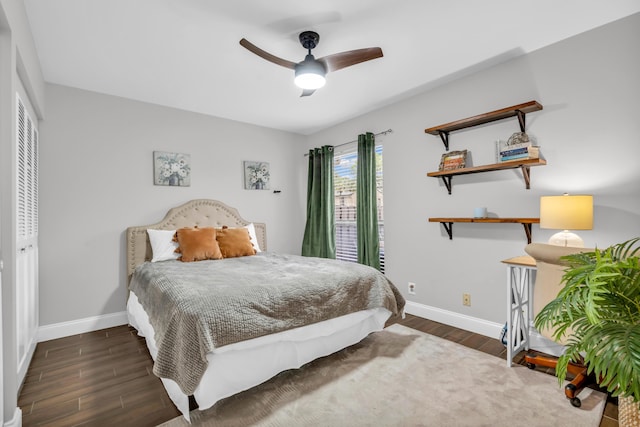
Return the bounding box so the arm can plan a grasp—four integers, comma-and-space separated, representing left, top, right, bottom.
333, 145, 384, 272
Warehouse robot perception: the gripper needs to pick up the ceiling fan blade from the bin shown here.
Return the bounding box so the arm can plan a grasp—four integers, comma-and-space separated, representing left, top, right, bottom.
318, 47, 383, 72
239, 38, 297, 70
300, 89, 316, 97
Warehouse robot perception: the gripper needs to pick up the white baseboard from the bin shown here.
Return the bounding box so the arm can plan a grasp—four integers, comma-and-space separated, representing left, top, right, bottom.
405, 301, 566, 356
4, 408, 21, 427
405, 301, 503, 339
34, 304, 562, 354
37, 311, 128, 342
17, 339, 36, 386
36, 304, 500, 344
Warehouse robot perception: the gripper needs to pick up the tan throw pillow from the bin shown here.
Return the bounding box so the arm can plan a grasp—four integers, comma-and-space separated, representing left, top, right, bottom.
174, 227, 223, 262
216, 226, 256, 258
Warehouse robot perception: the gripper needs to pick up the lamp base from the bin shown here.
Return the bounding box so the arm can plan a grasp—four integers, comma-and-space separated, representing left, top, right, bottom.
548, 230, 584, 247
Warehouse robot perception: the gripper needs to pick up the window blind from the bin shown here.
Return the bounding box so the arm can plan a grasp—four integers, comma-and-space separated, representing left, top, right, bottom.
333, 145, 384, 272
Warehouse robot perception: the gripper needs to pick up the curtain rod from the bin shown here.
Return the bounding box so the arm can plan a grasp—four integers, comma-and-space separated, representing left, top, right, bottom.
303, 129, 393, 156
333, 128, 393, 149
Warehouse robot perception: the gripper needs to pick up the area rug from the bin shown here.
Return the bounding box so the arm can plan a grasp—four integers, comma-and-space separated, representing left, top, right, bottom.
159, 324, 606, 427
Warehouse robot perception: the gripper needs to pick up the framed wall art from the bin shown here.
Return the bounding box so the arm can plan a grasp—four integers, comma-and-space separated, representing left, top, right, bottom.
438, 150, 467, 171
244, 161, 270, 190
154, 151, 191, 186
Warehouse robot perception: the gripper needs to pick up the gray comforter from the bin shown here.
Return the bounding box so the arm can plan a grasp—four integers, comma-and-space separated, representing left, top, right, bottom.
129, 252, 405, 395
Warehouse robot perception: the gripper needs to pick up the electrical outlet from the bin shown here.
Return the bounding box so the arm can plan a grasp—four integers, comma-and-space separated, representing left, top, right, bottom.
408, 282, 416, 295
463, 293, 471, 306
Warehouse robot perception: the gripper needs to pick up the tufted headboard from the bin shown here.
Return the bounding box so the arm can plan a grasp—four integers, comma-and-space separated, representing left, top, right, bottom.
126, 199, 266, 282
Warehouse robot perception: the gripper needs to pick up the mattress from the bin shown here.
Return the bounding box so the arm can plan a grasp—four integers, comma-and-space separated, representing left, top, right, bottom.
127, 291, 391, 420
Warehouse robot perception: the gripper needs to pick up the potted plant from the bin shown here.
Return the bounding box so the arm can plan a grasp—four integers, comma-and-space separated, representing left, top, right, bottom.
534, 237, 640, 425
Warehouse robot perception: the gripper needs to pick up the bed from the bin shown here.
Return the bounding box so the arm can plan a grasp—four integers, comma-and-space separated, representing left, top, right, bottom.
126, 199, 405, 420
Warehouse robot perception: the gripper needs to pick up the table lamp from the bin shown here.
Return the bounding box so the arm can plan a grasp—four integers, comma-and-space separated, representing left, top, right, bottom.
540, 194, 593, 247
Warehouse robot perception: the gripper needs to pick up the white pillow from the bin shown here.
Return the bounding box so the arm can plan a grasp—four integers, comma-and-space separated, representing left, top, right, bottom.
243, 223, 262, 252
147, 229, 180, 262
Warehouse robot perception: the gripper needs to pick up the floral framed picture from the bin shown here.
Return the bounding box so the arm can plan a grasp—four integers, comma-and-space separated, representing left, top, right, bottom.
244, 161, 270, 190
154, 151, 191, 186
438, 150, 468, 171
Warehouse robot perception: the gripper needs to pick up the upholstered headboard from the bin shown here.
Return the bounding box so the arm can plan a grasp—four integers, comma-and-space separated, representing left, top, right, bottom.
126, 199, 266, 282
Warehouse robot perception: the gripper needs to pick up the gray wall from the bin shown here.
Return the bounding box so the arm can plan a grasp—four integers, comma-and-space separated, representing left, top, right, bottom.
40, 13, 640, 330
302, 14, 640, 325
39, 84, 305, 325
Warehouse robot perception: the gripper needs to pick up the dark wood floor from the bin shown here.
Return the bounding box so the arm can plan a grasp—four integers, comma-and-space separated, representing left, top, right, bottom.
19, 314, 618, 426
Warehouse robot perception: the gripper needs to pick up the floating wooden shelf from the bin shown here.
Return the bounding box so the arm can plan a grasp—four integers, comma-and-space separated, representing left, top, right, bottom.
425, 100, 543, 150
429, 217, 540, 243
427, 158, 547, 194
425, 101, 544, 244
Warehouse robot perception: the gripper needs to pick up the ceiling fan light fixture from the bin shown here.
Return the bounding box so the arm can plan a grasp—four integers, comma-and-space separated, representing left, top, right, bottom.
294, 55, 326, 90
240, 31, 383, 96
294, 72, 326, 90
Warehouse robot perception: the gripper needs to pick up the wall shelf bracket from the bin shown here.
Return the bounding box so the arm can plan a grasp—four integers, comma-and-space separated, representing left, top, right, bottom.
520, 166, 531, 189
515, 110, 526, 132
522, 223, 533, 244
438, 131, 450, 151
440, 176, 452, 194
440, 222, 454, 240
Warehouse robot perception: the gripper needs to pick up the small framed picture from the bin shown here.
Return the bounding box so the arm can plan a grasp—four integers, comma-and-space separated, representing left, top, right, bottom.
438, 150, 468, 171
154, 151, 191, 186
244, 161, 270, 190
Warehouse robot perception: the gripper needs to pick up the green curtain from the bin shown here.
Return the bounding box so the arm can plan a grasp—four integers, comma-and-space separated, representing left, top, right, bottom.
302, 145, 336, 258
356, 132, 380, 270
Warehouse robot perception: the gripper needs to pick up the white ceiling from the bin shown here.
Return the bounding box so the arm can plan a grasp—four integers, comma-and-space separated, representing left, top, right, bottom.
23, 1, 640, 135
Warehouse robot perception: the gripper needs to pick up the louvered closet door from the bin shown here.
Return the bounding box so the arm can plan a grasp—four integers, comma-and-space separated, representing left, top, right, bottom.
16, 93, 38, 380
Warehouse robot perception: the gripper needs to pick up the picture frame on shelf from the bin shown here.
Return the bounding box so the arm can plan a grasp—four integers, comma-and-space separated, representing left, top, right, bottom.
438, 150, 467, 171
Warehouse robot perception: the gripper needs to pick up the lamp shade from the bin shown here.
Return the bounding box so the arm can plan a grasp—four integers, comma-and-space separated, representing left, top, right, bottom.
540, 194, 593, 230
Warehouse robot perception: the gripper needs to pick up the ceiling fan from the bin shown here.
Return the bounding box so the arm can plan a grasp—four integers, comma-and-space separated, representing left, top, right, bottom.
239, 31, 383, 97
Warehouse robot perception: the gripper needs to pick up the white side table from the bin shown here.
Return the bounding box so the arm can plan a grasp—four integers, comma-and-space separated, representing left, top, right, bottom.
501, 255, 536, 367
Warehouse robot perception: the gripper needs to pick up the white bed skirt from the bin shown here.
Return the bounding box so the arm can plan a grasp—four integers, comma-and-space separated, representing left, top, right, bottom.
127, 291, 391, 420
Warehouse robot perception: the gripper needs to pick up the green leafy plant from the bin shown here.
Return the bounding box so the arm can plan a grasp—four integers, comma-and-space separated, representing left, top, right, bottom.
534, 237, 640, 404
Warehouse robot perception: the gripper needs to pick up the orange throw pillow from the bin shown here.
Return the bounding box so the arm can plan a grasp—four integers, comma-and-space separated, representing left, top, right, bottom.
216, 226, 256, 258
174, 227, 223, 262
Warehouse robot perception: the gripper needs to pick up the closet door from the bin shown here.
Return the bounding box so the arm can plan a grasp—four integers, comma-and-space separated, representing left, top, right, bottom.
16, 93, 38, 381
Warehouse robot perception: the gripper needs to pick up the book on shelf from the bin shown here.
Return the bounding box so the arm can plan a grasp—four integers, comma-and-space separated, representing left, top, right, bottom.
498, 141, 531, 152
496, 141, 530, 162
500, 147, 530, 157
496, 135, 531, 152
495, 132, 534, 161
500, 146, 540, 162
